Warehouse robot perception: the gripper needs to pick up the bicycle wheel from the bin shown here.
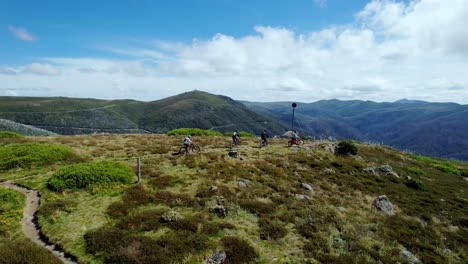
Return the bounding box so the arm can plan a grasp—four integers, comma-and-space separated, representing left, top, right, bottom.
192, 145, 201, 153
179, 146, 187, 154
299, 140, 304, 145
288, 140, 292, 147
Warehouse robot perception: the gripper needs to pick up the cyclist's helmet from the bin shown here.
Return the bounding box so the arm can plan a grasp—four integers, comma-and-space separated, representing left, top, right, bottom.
188, 135, 192, 139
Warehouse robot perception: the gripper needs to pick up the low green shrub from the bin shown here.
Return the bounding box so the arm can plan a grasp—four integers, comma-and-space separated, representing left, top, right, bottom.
0, 239, 62, 264
38, 199, 74, 216
47, 161, 134, 191
335, 140, 358, 156
85, 226, 127, 255
406, 166, 424, 175
406, 178, 426, 191
106, 201, 132, 218
432, 163, 463, 176
258, 218, 288, 241
0, 188, 23, 213
239, 200, 275, 217
221, 236, 258, 264
118, 209, 165, 231
0, 131, 23, 139
0, 143, 77, 170
123, 185, 151, 205
0, 187, 24, 236
168, 128, 223, 136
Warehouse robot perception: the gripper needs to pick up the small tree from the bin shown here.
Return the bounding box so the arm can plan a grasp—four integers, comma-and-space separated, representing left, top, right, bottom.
335, 140, 358, 156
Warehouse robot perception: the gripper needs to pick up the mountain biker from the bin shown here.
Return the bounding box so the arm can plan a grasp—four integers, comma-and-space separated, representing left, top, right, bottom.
261, 129, 269, 146
292, 130, 299, 143
232, 131, 240, 145
183, 135, 192, 153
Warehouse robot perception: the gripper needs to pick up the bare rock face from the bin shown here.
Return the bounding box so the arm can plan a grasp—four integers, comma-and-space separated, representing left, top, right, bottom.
373, 195, 395, 215
399, 249, 420, 264
206, 251, 226, 264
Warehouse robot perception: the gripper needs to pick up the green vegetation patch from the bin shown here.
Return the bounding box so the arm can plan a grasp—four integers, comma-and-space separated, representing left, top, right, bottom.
168, 128, 223, 136
0, 143, 76, 170
0, 187, 24, 236
0, 239, 62, 264
47, 161, 134, 192
0, 131, 23, 139
335, 140, 358, 156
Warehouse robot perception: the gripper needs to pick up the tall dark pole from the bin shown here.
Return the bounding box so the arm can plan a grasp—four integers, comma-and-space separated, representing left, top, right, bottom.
291, 103, 297, 131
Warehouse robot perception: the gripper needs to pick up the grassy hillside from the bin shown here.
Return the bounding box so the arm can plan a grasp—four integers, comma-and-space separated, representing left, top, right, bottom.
1, 134, 467, 263
0, 92, 285, 135
243, 100, 468, 161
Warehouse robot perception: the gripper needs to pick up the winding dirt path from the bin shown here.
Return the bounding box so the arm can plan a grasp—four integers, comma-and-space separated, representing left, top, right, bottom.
0, 181, 77, 264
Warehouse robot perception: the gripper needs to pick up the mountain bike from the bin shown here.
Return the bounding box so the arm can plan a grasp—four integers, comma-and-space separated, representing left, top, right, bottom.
231, 137, 240, 147
288, 138, 304, 147
179, 144, 201, 154
260, 139, 268, 148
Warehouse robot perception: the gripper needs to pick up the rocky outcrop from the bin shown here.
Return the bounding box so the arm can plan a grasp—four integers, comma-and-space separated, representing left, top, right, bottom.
400, 249, 420, 264
206, 251, 226, 264
206, 196, 228, 218
373, 195, 395, 215
238, 179, 251, 188
364, 165, 399, 178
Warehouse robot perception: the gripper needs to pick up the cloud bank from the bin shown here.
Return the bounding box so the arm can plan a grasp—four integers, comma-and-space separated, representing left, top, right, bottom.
1, 0, 468, 103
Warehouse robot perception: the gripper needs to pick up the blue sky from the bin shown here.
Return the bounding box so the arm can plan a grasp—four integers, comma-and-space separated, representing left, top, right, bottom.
1, 0, 467, 103
0, 0, 369, 63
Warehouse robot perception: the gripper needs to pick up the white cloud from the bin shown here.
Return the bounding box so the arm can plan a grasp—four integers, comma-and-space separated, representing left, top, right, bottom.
24, 63, 61, 76
7, 26, 38, 41
1, 0, 468, 103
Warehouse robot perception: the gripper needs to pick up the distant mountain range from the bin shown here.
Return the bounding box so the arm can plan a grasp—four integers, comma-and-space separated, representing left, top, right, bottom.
1, 91, 467, 160
0, 91, 285, 135
243, 99, 468, 161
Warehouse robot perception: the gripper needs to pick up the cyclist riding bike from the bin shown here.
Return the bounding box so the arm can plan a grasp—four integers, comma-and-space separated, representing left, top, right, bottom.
288, 130, 303, 146
183, 135, 192, 153
261, 129, 269, 147
232, 131, 240, 145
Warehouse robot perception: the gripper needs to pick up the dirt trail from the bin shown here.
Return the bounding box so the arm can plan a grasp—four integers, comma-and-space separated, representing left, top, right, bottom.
0, 181, 77, 264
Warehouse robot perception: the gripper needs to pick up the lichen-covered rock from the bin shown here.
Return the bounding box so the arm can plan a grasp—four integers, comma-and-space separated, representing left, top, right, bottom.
161, 210, 183, 222
364, 165, 399, 177
377, 165, 399, 177
238, 178, 251, 188
364, 167, 378, 175
206, 251, 226, 264
206, 196, 228, 218
399, 249, 420, 264
373, 195, 395, 215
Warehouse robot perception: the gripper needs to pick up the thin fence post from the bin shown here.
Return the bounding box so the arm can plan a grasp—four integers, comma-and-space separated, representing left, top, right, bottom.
137, 157, 141, 182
